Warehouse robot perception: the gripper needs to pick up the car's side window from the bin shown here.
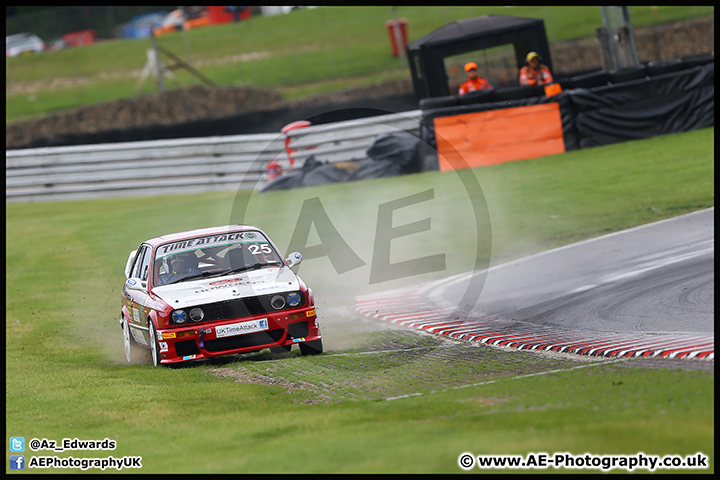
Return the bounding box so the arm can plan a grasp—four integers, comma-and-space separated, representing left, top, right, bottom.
130, 245, 147, 279
139, 247, 152, 282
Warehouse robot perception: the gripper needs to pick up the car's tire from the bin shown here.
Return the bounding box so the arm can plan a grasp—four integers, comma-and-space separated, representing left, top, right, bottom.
122, 315, 144, 364
270, 344, 292, 354
299, 339, 323, 356
148, 321, 162, 367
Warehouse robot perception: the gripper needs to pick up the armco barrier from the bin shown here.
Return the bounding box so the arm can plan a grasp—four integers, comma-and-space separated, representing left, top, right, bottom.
6, 110, 421, 203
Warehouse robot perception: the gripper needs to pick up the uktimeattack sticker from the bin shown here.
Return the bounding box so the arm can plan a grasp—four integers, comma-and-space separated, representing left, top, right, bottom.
215, 319, 269, 338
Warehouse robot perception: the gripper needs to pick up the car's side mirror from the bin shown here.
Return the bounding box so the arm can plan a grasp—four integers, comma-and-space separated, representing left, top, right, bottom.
285, 252, 303, 269
125, 277, 147, 291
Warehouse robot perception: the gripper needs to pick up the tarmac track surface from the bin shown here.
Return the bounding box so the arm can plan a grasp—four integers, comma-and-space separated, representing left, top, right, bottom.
356, 208, 714, 362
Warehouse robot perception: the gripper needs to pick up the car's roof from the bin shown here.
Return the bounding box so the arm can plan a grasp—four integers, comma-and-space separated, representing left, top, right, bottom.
7, 33, 34, 40
6, 33, 41, 44
143, 225, 264, 247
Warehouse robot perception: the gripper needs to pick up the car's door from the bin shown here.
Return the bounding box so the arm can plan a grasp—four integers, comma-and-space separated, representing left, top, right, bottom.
123, 244, 153, 346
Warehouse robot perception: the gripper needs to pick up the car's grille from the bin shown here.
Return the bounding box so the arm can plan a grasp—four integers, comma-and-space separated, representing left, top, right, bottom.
192, 292, 304, 324
203, 329, 284, 352
202, 297, 266, 321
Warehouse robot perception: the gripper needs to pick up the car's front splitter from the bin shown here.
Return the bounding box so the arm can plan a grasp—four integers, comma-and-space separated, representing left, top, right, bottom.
157, 310, 320, 363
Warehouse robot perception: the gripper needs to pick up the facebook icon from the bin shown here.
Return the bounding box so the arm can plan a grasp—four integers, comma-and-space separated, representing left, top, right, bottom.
10, 455, 25, 470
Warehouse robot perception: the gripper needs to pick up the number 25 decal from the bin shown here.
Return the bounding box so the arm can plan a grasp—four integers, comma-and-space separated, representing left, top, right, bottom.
248, 243, 272, 254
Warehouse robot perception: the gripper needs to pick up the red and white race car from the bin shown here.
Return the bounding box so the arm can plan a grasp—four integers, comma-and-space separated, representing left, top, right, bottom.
120, 225, 322, 365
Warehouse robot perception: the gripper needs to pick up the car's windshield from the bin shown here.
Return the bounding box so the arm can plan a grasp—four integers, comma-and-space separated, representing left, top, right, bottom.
153, 231, 282, 287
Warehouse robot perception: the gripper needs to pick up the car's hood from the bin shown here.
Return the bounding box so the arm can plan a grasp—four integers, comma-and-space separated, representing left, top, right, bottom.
152, 266, 299, 308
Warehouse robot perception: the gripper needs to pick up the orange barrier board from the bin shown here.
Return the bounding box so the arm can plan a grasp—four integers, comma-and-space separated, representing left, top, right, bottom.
434, 103, 566, 171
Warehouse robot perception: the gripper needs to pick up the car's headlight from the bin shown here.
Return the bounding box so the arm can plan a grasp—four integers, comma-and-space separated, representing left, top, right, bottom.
270, 295, 286, 310
172, 310, 187, 324
189, 307, 204, 322
287, 292, 302, 307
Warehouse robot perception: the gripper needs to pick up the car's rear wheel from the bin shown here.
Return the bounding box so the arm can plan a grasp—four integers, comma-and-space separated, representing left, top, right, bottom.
148, 321, 162, 366
299, 339, 323, 356
122, 315, 143, 364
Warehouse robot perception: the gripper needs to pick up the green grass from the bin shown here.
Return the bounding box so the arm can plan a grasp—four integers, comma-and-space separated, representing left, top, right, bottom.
6, 6, 714, 122
5, 127, 714, 473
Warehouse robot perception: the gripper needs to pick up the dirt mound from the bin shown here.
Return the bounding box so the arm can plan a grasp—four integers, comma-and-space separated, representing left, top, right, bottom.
6, 78, 418, 150
291, 77, 414, 107
551, 15, 714, 74
6, 84, 287, 148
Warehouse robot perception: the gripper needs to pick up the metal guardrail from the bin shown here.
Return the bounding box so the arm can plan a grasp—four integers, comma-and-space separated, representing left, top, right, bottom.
6, 110, 421, 203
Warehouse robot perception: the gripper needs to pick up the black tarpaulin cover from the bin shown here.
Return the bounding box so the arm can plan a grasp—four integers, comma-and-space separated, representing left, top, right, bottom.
260, 131, 424, 192
407, 15, 543, 48
571, 64, 714, 148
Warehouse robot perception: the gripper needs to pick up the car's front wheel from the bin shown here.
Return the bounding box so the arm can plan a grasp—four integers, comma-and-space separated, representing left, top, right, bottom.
148, 321, 162, 366
299, 339, 323, 356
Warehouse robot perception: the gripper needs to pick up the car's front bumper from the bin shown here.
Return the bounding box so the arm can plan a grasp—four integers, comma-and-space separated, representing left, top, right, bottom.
156, 307, 320, 363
